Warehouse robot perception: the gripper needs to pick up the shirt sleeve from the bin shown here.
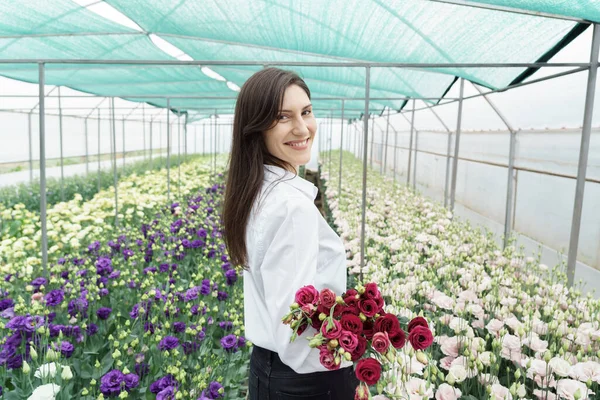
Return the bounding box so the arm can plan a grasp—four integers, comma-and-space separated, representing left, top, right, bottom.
257, 194, 326, 373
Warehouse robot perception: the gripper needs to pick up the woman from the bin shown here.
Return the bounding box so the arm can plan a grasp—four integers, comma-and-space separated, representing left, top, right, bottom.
223, 68, 358, 399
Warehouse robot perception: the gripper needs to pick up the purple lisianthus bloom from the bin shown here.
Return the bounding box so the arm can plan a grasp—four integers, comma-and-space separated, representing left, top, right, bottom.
172, 322, 186, 333
158, 336, 179, 351
182, 341, 200, 355
218, 321, 233, 331
0, 298, 14, 312
87, 323, 98, 336
96, 307, 112, 320
238, 336, 247, 348
23, 316, 44, 333
108, 270, 121, 279
150, 375, 178, 394
217, 291, 228, 301
135, 363, 150, 379
99, 288, 109, 297
123, 249, 134, 260
157, 386, 176, 400
6, 354, 23, 369
129, 304, 140, 319
68, 297, 89, 317
57, 257, 66, 265
44, 289, 64, 307
220, 334, 238, 352
128, 280, 137, 289
196, 228, 207, 238
100, 369, 124, 396
59, 341, 74, 358
31, 277, 47, 289
88, 241, 101, 253
6, 315, 26, 331
190, 304, 200, 315
95, 256, 113, 276
184, 287, 199, 302
208, 381, 224, 398
124, 373, 140, 390
225, 269, 237, 286
207, 249, 216, 259
159, 263, 170, 273
181, 239, 191, 248
221, 262, 231, 271
143, 266, 157, 275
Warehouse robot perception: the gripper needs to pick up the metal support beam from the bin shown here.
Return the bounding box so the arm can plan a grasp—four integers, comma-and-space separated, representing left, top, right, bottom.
57, 87, 64, 201
338, 100, 345, 198
28, 112, 33, 183
393, 114, 398, 182
149, 120, 153, 167
383, 108, 390, 175
359, 66, 371, 282
450, 78, 465, 213
142, 104, 146, 161
167, 100, 171, 200
97, 108, 101, 192
407, 99, 416, 186
413, 107, 419, 190
38, 63, 48, 279
369, 115, 375, 169
111, 98, 118, 227
202, 123, 206, 156
567, 23, 600, 286
85, 117, 89, 175
177, 110, 181, 199
471, 83, 519, 249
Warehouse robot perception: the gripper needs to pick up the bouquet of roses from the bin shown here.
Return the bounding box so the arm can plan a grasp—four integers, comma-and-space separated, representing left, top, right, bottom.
282, 282, 434, 399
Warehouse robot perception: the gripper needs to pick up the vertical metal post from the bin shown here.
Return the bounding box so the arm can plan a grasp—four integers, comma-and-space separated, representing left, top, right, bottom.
167, 100, 171, 200
149, 120, 153, 167
122, 117, 126, 167
210, 119, 213, 173
177, 110, 181, 199
38, 63, 48, 279
407, 99, 415, 186
57, 86, 65, 201
111, 98, 119, 227
214, 110, 218, 174
360, 66, 371, 281
28, 112, 33, 183
97, 109, 101, 192
413, 109, 419, 190
84, 117, 89, 175
184, 113, 188, 160
393, 114, 398, 183
383, 108, 390, 175
450, 78, 465, 213
142, 104, 146, 161
338, 100, 345, 197
369, 115, 375, 169
567, 23, 600, 286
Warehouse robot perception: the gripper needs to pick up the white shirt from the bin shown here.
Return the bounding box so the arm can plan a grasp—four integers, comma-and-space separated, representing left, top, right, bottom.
243, 164, 348, 373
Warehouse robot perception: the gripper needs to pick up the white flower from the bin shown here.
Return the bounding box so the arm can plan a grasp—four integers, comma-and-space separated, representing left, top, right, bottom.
556, 379, 595, 400
549, 357, 572, 378
402, 377, 434, 400
448, 364, 467, 383
490, 383, 513, 400
34, 363, 59, 379
28, 383, 60, 400
569, 361, 600, 383
435, 383, 462, 400
61, 365, 73, 381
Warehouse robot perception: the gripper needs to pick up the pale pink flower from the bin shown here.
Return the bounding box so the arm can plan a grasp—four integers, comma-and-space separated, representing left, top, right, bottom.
556, 379, 595, 400
569, 361, 600, 383
402, 377, 434, 400
549, 357, 572, 378
435, 383, 461, 400
486, 318, 504, 337
501, 334, 522, 362
523, 333, 549, 353
450, 356, 478, 378
471, 318, 485, 329
431, 291, 454, 310
478, 374, 500, 386
490, 383, 513, 400
457, 290, 478, 303
533, 389, 557, 400
527, 358, 549, 378
439, 356, 455, 370
504, 316, 523, 332
440, 336, 461, 357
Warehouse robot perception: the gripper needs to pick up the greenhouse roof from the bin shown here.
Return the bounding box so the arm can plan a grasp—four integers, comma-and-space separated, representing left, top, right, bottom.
0, 0, 597, 120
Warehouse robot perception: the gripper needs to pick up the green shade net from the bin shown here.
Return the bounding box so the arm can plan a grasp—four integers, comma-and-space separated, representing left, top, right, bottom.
0, 0, 595, 118
469, 0, 600, 23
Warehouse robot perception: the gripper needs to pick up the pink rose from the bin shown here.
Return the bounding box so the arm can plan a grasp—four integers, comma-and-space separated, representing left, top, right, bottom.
319, 288, 337, 309
371, 332, 390, 354
339, 330, 359, 353
295, 285, 319, 307
320, 318, 343, 339
319, 347, 340, 370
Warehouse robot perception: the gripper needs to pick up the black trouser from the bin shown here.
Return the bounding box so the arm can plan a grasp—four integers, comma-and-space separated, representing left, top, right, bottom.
248, 346, 359, 400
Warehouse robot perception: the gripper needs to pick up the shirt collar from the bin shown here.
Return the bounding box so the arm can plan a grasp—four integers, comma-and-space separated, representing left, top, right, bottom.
263, 164, 318, 201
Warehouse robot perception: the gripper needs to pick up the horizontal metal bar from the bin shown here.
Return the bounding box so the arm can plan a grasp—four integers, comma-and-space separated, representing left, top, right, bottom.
0, 32, 143, 39
381, 142, 600, 184
428, 0, 591, 24
0, 94, 456, 101
0, 59, 589, 68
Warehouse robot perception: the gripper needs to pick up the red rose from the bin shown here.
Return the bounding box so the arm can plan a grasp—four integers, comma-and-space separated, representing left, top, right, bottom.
354, 358, 381, 385
374, 314, 400, 334
339, 330, 359, 353
408, 325, 434, 350
300, 303, 316, 317
340, 314, 363, 335
373, 295, 385, 313
319, 347, 340, 370
344, 289, 358, 299
371, 331, 390, 354
343, 291, 359, 308
407, 316, 429, 333
295, 285, 319, 307
310, 312, 323, 330
317, 303, 332, 316
363, 283, 380, 300
320, 318, 342, 339
389, 328, 406, 349
358, 299, 378, 318
350, 335, 367, 361
362, 319, 375, 340
319, 288, 337, 309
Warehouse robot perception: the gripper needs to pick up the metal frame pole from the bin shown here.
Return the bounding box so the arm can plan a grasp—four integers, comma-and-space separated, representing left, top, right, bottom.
338, 100, 345, 197
413, 106, 419, 190
393, 114, 398, 182
28, 112, 33, 183
210, 118, 214, 174
111, 98, 118, 227
142, 104, 146, 161
369, 115, 375, 169
177, 110, 181, 199
167, 100, 171, 200
97, 108, 101, 192
383, 108, 390, 175
184, 113, 188, 160
38, 63, 48, 278
567, 23, 600, 286
122, 117, 126, 167
57, 86, 64, 201
360, 66, 371, 281
214, 110, 218, 174
149, 120, 153, 168
407, 99, 416, 186
471, 83, 518, 249
450, 78, 465, 213
84, 117, 89, 175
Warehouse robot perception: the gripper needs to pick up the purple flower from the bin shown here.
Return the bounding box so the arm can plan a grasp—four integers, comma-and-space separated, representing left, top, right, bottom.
68, 297, 89, 317
123, 249, 134, 260
100, 369, 124, 396
217, 291, 228, 301
129, 304, 140, 319
6, 316, 26, 331
31, 277, 47, 288
6, 354, 23, 369
158, 336, 179, 351
95, 256, 113, 276
208, 381, 224, 398
172, 322, 186, 333
218, 321, 233, 331
135, 363, 149, 379
96, 307, 112, 320
108, 270, 121, 279
87, 323, 98, 336
124, 373, 140, 390
57, 257, 66, 265
59, 341, 74, 358
99, 288, 109, 297
150, 375, 178, 394
225, 269, 237, 286
23, 316, 44, 333
196, 229, 207, 238
44, 289, 64, 307
88, 241, 101, 252
0, 298, 14, 311
220, 334, 238, 352
157, 386, 176, 400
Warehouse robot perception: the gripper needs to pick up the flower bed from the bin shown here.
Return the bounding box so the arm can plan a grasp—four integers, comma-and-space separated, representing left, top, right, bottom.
0, 159, 249, 399
320, 151, 600, 400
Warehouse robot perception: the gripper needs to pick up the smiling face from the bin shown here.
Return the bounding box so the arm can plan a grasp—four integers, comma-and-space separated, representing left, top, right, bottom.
262, 84, 316, 173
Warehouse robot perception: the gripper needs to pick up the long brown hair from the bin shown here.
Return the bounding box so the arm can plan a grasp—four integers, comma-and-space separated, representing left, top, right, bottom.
222, 67, 311, 268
